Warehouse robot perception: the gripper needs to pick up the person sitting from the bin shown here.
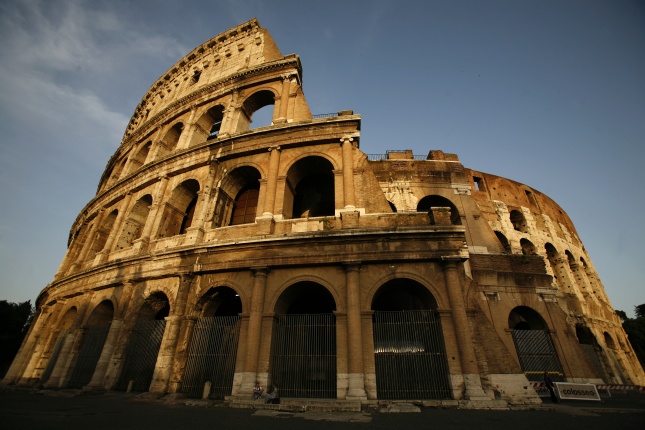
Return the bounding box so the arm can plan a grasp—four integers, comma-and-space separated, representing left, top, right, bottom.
253, 382, 263, 400
264, 384, 279, 404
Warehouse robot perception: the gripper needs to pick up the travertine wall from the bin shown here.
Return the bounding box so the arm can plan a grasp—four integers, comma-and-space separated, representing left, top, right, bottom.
4, 19, 642, 405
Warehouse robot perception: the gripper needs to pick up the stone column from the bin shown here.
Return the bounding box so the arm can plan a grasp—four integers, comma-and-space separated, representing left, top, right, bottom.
3, 306, 49, 384
344, 262, 367, 399
441, 258, 488, 400
340, 137, 356, 209
276, 75, 291, 122
149, 274, 193, 393
240, 267, 269, 394
262, 147, 281, 216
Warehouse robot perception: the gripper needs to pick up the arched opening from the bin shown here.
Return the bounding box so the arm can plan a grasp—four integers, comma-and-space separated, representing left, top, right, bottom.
193, 105, 225, 144
67, 300, 114, 388
40, 307, 78, 385
182, 287, 242, 400
508, 306, 564, 382
417, 195, 461, 225
510, 210, 528, 233
157, 179, 200, 238
109, 158, 128, 185
371, 279, 450, 400
495, 231, 511, 253
127, 141, 151, 173
270, 282, 337, 398
230, 185, 259, 226
116, 292, 169, 392
520, 238, 536, 256
87, 210, 118, 261
237, 90, 275, 132
576, 325, 607, 381
115, 195, 152, 250
212, 166, 261, 227
285, 157, 335, 219
160, 122, 183, 154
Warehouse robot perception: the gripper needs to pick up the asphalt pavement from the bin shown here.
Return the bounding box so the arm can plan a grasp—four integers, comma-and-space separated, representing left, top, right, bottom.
0, 387, 643, 430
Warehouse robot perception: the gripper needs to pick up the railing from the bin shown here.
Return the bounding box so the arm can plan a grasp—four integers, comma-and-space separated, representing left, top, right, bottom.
367, 154, 428, 161
312, 112, 339, 119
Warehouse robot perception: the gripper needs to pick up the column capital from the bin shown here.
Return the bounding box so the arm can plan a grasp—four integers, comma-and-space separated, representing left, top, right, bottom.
342, 261, 361, 272
251, 266, 269, 277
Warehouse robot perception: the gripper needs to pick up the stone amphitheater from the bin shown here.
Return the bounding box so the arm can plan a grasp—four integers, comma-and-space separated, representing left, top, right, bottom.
4, 19, 643, 406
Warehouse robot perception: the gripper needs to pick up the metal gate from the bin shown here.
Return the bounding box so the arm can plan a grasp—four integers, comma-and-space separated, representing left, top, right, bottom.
67, 324, 111, 388
40, 329, 69, 384
511, 329, 564, 381
116, 319, 166, 392
373, 310, 451, 400
181, 316, 240, 399
270, 314, 336, 398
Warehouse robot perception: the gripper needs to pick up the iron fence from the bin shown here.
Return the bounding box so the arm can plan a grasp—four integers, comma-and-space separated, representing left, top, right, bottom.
270, 313, 337, 399
373, 310, 451, 400
181, 316, 240, 399
67, 324, 110, 388
116, 319, 166, 392
511, 329, 564, 382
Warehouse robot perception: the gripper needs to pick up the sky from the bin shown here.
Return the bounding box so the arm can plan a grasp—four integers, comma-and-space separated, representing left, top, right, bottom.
0, 0, 643, 317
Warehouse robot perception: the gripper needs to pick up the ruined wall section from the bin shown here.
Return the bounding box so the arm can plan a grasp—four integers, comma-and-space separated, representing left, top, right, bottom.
467, 168, 644, 384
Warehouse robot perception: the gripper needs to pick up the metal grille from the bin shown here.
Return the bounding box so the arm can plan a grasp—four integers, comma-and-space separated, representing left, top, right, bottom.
373, 310, 451, 400
40, 329, 69, 384
580, 343, 608, 382
511, 329, 564, 382
116, 319, 166, 392
67, 324, 110, 388
270, 314, 337, 398
181, 316, 240, 399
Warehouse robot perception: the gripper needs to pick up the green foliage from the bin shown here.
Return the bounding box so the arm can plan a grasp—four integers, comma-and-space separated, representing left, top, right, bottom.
0, 300, 35, 378
617, 304, 645, 369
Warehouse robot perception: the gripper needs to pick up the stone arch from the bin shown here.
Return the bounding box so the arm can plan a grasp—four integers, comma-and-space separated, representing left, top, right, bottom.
193, 104, 225, 144
212, 165, 262, 227
87, 209, 118, 261
273, 281, 337, 315
115, 291, 169, 392
416, 195, 461, 225
159, 122, 184, 155
284, 156, 336, 219
508, 306, 564, 382
157, 179, 200, 238
508, 306, 548, 330
510, 209, 528, 233
603, 332, 617, 349
237, 89, 277, 132
195, 286, 243, 317
371, 278, 438, 311
115, 194, 153, 250
270, 281, 337, 398
520, 238, 537, 256
67, 299, 115, 388
127, 141, 152, 174
138, 291, 171, 320
365, 271, 447, 312
370, 278, 450, 400
494, 231, 511, 253
181, 285, 242, 400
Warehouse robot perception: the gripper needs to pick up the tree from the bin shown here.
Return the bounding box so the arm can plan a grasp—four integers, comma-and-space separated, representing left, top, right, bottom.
617, 304, 645, 369
0, 300, 35, 378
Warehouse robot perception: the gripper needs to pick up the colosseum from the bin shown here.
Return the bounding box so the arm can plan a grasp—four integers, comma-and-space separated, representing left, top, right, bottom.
4, 19, 643, 406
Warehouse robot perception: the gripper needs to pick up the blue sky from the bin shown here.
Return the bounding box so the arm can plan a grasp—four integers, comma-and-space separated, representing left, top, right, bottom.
0, 0, 643, 317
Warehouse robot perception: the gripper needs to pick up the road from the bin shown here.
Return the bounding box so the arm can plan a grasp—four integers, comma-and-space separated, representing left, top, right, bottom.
0, 389, 643, 430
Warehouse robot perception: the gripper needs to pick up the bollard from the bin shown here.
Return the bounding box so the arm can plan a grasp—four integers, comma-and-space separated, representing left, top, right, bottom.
202, 381, 212, 399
